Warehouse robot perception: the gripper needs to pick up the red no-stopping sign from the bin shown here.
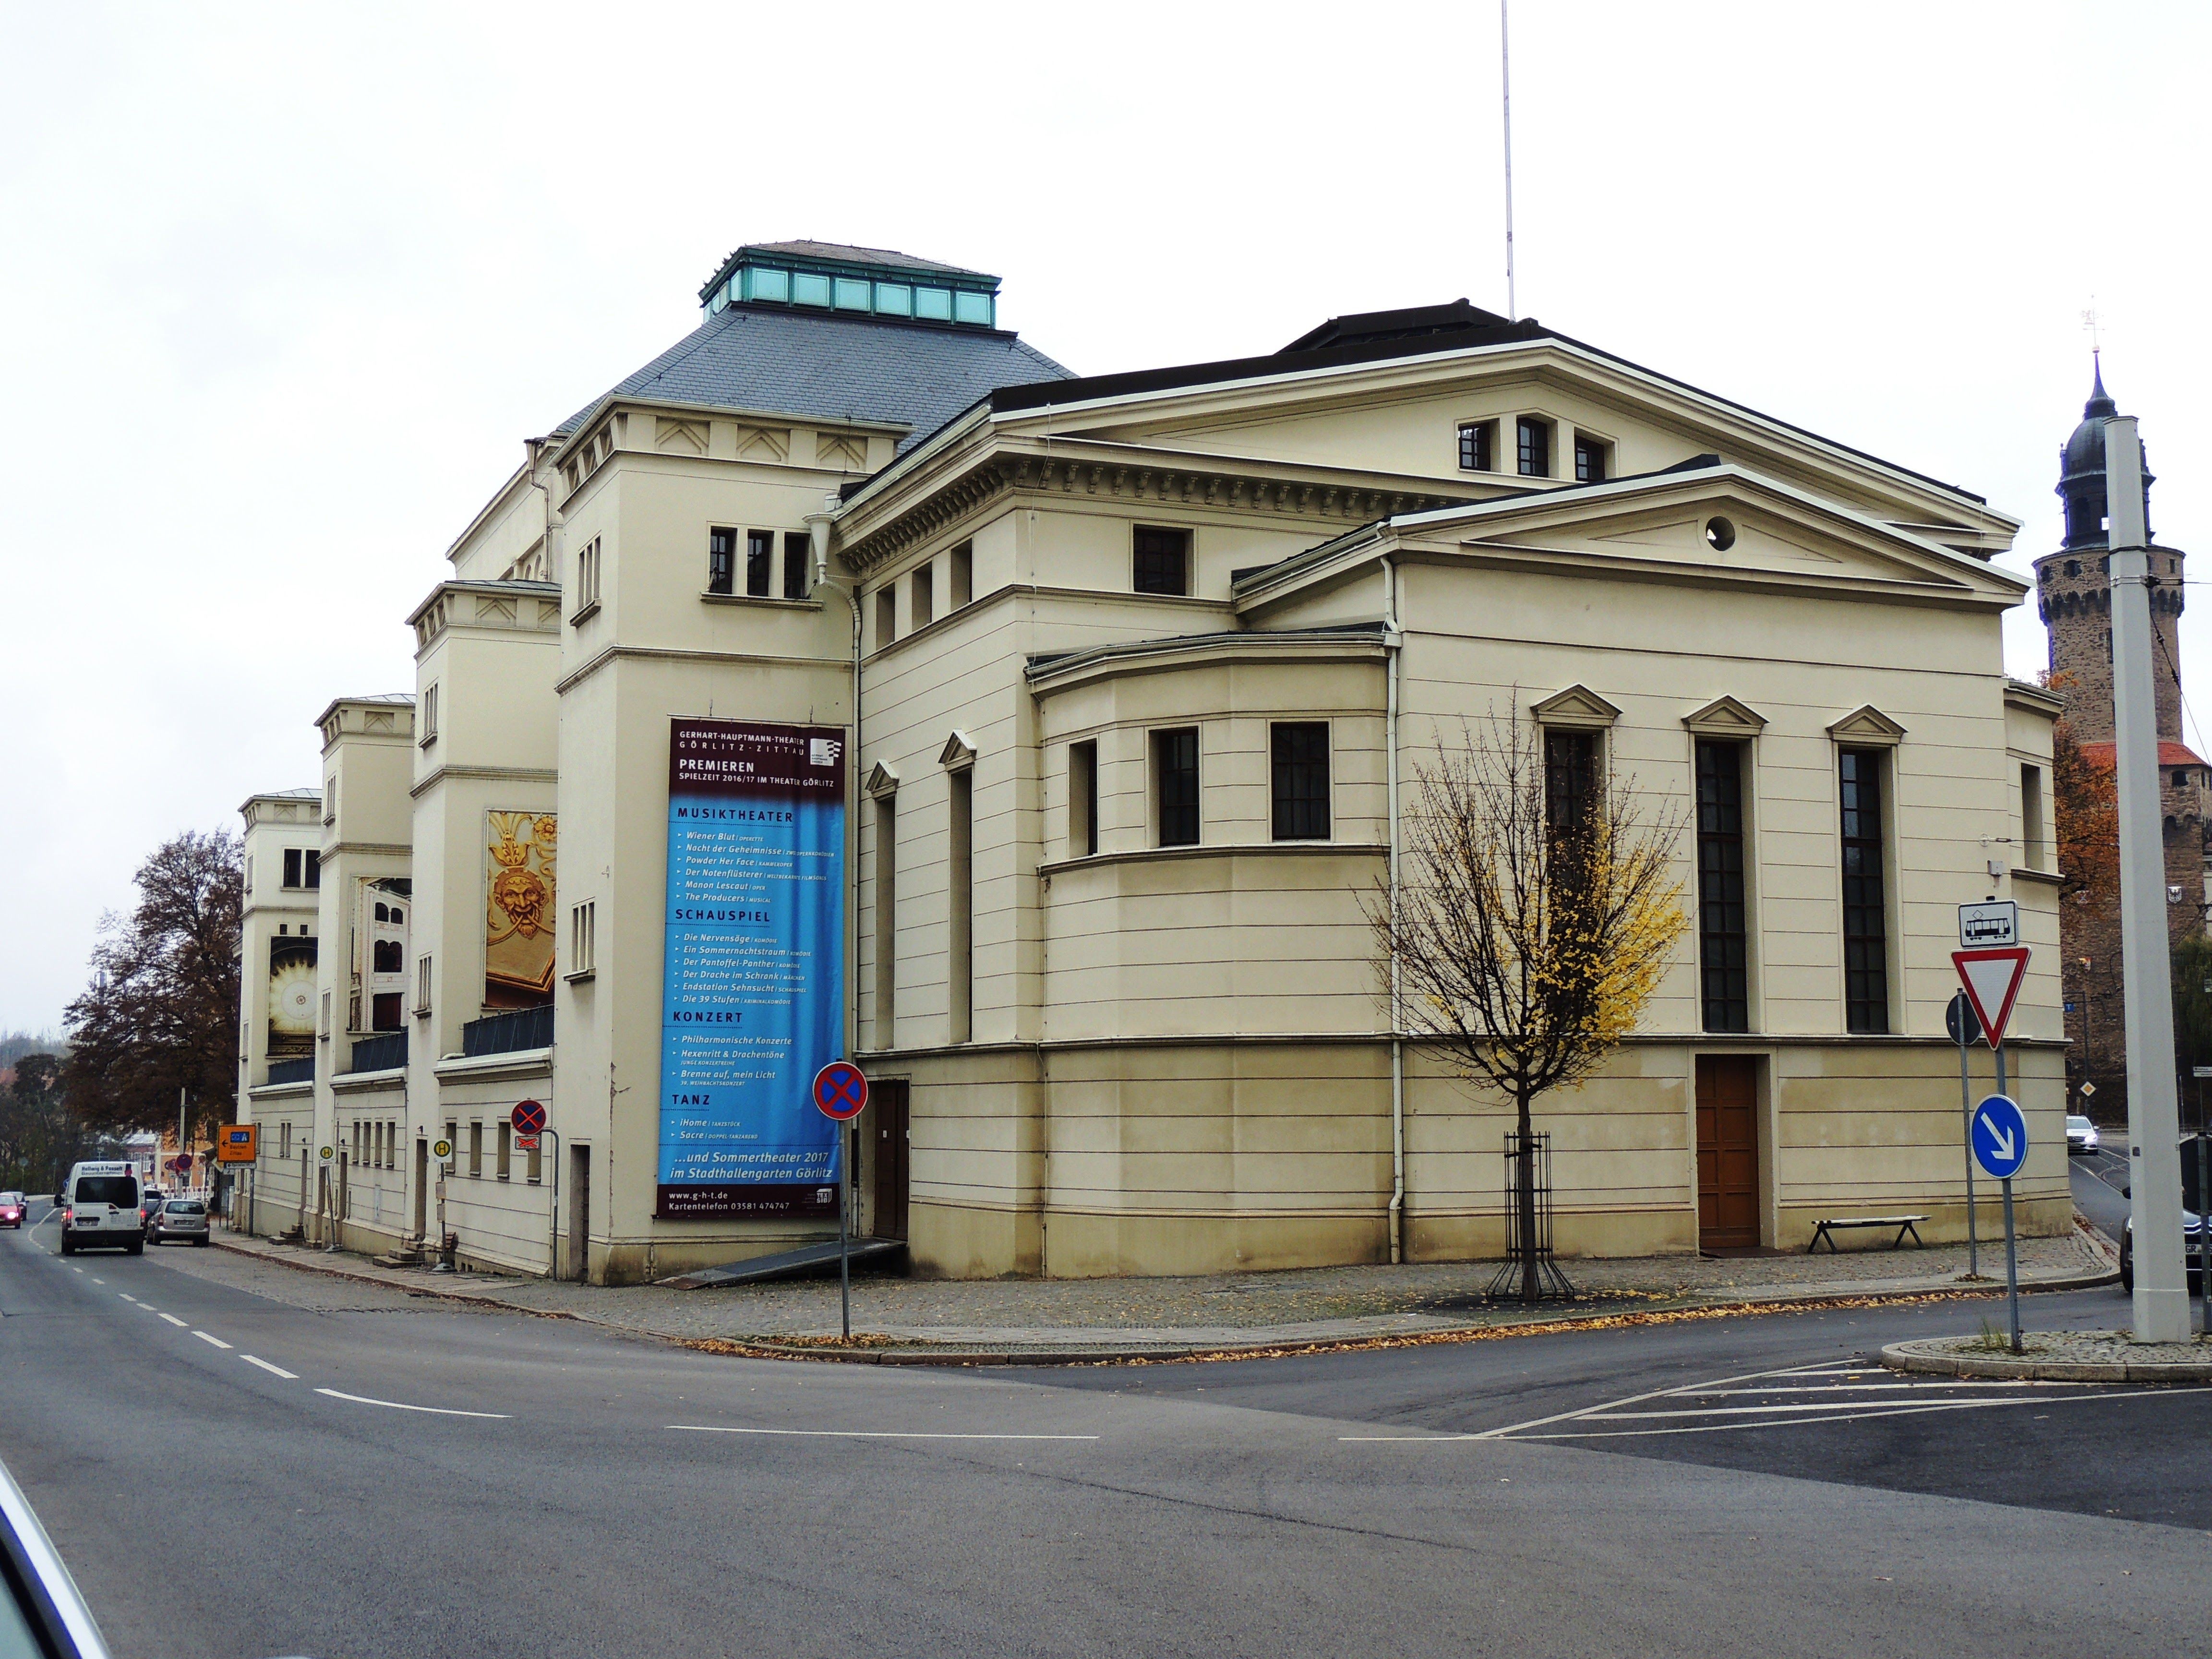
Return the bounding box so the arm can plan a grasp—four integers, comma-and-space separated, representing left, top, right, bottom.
511, 1098, 548, 1136
813, 1061, 869, 1121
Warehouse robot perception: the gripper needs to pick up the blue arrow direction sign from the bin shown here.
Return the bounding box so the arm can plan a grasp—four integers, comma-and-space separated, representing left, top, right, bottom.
1972, 1094, 2029, 1181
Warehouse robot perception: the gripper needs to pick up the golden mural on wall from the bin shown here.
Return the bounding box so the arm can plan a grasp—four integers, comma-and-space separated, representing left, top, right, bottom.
485, 811, 557, 1008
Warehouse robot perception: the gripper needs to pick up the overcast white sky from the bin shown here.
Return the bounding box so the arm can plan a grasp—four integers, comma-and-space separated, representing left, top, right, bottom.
1, 2, 2205, 1033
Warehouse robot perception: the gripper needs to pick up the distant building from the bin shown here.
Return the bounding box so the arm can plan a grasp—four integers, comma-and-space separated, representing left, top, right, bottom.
2033, 363, 2205, 1119
237, 240, 2069, 1281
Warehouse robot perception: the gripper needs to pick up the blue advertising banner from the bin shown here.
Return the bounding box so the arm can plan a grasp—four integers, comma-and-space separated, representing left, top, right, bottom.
658, 719, 846, 1219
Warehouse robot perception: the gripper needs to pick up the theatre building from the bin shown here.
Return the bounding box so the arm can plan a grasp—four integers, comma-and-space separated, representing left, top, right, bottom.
236, 240, 2069, 1282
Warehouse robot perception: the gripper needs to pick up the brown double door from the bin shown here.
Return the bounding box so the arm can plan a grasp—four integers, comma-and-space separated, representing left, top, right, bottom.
872, 1079, 910, 1241
1695, 1055, 1760, 1250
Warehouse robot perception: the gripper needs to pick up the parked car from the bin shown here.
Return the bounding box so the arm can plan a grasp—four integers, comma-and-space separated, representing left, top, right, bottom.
2119, 1135, 2211, 1292
147, 1197, 210, 1246
57, 1162, 143, 1256
2066, 1115, 2101, 1155
0, 1191, 24, 1228
0, 1449, 110, 1657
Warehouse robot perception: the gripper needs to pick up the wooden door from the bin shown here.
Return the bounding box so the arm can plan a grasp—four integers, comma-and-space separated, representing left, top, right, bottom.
873, 1079, 910, 1241
1696, 1055, 1760, 1249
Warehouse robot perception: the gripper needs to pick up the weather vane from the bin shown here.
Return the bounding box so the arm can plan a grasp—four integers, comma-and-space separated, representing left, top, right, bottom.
2081, 300, 2101, 355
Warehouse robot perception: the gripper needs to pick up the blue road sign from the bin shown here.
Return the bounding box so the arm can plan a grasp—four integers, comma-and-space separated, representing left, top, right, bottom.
1972, 1094, 2029, 1181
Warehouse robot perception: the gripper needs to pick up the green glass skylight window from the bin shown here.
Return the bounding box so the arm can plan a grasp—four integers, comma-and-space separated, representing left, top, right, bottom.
954, 290, 993, 326
875, 283, 913, 316
834, 277, 872, 311
792, 271, 832, 307
915, 287, 953, 321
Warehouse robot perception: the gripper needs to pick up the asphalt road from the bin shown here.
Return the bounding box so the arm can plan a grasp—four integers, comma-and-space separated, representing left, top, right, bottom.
2, 1201, 2206, 1659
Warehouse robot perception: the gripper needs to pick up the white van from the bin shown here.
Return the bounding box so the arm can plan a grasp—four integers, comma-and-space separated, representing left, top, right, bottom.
59, 1162, 143, 1256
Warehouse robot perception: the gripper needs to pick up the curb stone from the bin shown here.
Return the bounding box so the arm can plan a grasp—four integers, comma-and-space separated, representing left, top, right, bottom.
1881, 1335, 2212, 1383
210, 1232, 2117, 1369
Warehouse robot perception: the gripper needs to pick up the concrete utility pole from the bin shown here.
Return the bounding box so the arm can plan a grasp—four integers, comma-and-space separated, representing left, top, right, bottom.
2108, 414, 2192, 1343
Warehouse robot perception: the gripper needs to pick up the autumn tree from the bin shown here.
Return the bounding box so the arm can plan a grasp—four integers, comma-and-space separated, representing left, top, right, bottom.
1372, 713, 1688, 1301
63, 830, 243, 1139
0, 1051, 96, 1195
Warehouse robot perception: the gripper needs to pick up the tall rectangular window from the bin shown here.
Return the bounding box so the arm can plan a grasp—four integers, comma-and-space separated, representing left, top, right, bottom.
284, 848, 303, 888
1517, 417, 1551, 478
1154, 728, 1200, 847
420, 683, 439, 746
496, 1121, 512, 1181
874, 587, 896, 651
948, 769, 973, 1045
1133, 526, 1191, 597
1069, 740, 1098, 857
1695, 740, 1750, 1034
575, 536, 601, 613
873, 797, 897, 1044
1271, 722, 1331, 841
1574, 435, 1608, 483
912, 563, 935, 630
1543, 729, 1597, 834
1839, 748, 1889, 1034
708, 527, 737, 595
745, 529, 773, 597
568, 901, 596, 977
414, 954, 432, 1015
782, 532, 810, 599
2020, 763, 2048, 871
527, 1135, 543, 1185
468, 1121, 484, 1178
304, 850, 320, 889
1458, 421, 1494, 472
949, 541, 973, 608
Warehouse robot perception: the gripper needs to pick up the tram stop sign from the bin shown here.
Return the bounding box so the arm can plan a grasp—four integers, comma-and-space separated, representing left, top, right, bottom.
813, 1060, 869, 1122
511, 1098, 547, 1136
1972, 1094, 2030, 1182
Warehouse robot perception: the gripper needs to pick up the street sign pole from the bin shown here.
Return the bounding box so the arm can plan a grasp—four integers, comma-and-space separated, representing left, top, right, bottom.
2001, 1171, 2021, 1353
1948, 991, 1980, 1279
812, 1061, 870, 1345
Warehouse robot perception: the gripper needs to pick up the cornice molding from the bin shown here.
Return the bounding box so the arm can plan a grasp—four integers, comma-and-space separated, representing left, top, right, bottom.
838, 449, 1471, 577
1531, 684, 1622, 730
410, 765, 560, 801
1828, 704, 1907, 746
1682, 695, 1769, 736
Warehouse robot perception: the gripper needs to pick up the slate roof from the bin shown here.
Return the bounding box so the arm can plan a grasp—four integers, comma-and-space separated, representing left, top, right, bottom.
553, 306, 1073, 453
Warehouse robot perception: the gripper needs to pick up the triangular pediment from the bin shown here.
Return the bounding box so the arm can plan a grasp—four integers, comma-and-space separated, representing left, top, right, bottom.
1683, 695, 1768, 736
865, 760, 901, 799
1531, 684, 1622, 729
938, 730, 977, 771
1827, 704, 1907, 745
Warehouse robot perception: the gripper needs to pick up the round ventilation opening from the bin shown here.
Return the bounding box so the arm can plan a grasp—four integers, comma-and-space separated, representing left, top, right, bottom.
1704, 516, 1737, 552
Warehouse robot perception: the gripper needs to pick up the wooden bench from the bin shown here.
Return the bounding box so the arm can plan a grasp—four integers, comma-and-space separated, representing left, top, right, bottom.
1806, 1214, 1928, 1253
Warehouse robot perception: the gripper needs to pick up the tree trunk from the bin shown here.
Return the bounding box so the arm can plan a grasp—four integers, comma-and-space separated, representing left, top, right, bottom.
1516, 1086, 1540, 1302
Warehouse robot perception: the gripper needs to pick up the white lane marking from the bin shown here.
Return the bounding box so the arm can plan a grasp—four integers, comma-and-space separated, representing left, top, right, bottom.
241, 1356, 297, 1380
158, 1313, 188, 1328
71, 1268, 83, 1274
668, 1426, 1099, 1441
1506, 1386, 2212, 1440
90, 1277, 104, 1284
193, 1332, 232, 1349
316, 1388, 510, 1419
117, 1293, 134, 1302
1454, 1361, 1835, 1443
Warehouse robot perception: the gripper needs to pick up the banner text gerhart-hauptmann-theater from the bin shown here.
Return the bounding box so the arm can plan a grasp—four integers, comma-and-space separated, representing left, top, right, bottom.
657, 719, 845, 1219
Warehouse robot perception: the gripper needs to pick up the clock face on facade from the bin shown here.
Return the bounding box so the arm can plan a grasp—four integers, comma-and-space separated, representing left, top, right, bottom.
268, 961, 318, 1035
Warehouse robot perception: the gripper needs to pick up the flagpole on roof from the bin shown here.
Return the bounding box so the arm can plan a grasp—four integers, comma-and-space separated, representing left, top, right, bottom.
1501, 0, 1516, 321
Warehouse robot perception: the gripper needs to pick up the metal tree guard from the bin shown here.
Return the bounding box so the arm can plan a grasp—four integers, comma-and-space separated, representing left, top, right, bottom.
1487, 1129, 1575, 1300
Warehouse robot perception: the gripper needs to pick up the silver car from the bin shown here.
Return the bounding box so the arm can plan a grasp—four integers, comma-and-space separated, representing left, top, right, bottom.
2066, 1114, 2101, 1155
147, 1197, 211, 1246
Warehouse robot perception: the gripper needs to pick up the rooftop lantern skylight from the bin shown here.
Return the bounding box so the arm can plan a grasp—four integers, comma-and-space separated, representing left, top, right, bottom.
701, 241, 1000, 329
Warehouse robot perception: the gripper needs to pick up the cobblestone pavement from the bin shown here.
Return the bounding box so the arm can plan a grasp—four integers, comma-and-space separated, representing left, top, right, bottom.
199, 1220, 2116, 1353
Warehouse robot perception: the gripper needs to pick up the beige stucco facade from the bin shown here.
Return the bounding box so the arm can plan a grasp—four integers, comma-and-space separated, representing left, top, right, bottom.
237, 251, 2067, 1283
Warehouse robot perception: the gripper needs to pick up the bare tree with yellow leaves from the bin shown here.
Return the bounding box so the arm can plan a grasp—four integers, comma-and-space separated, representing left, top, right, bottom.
1372, 711, 1688, 1302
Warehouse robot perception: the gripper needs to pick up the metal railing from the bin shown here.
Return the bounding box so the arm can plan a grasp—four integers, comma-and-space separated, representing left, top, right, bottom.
344, 1031, 408, 1074
265, 1057, 314, 1086
461, 1004, 553, 1058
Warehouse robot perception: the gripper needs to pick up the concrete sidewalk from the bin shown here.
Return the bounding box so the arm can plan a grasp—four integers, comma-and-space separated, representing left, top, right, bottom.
211, 1217, 2120, 1364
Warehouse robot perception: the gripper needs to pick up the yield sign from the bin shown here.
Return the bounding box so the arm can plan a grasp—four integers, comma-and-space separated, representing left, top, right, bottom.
1953, 947, 2031, 1049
